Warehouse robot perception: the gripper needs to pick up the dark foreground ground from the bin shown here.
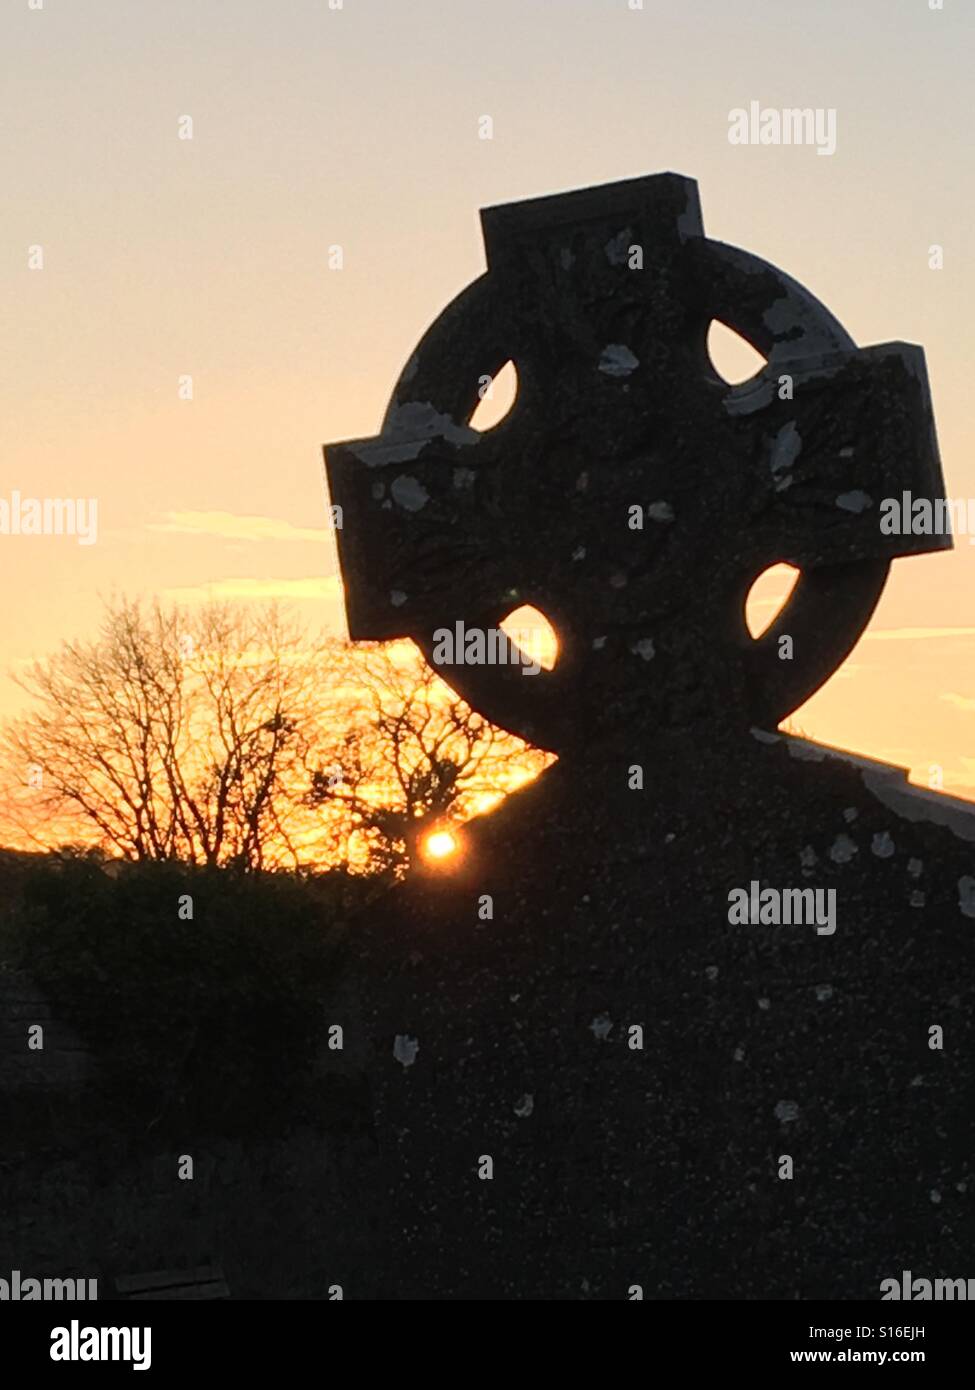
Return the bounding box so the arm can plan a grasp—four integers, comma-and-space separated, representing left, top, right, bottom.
2, 730, 974, 1299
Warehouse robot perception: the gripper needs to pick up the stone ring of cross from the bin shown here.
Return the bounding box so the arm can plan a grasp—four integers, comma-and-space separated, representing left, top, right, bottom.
325, 173, 948, 754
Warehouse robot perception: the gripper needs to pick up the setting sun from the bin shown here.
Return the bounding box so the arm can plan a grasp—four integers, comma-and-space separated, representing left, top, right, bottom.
423, 829, 458, 861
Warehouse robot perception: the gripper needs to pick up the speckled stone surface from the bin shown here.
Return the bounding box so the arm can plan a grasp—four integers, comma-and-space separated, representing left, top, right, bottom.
324, 172, 949, 753
324, 175, 969, 1299
346, 734, 975, 1299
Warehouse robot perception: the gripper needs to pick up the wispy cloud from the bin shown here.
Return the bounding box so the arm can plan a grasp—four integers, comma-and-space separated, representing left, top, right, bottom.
163, 576, 344, 605
749, 593, 791, 611
150, 511, 332, 543
864, 627, 975, 642
940, 691, 975, 712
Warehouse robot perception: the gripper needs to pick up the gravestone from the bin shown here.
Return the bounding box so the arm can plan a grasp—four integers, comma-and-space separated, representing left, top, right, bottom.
324, 174, 974, 1300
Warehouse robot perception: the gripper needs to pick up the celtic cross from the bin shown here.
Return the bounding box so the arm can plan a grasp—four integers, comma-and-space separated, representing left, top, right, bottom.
325, 173, 948, 754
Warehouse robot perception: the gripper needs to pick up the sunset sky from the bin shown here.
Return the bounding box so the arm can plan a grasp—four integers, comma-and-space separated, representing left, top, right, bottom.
2, 0, 974, 796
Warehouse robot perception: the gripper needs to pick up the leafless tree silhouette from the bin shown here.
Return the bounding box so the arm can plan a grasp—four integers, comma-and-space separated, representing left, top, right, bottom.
0, 599, 547, 873
309, 642, 545, 872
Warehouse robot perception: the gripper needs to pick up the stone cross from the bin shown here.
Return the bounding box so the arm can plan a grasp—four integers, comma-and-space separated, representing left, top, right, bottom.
324, 173, 949, 754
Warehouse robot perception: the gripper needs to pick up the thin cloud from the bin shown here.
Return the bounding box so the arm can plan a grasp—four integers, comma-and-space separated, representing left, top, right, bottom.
940, 692, 975, 712
163, 576, 344, 605
150, 511, 332, 543
749, 594, 791, 610
863, 626, 975, 642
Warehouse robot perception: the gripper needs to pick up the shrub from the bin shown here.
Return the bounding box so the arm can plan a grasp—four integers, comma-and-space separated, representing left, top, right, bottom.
2, 858, 356, 1137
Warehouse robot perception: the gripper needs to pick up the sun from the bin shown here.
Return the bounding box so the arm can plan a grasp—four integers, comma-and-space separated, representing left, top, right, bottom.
423, 829, 458, 861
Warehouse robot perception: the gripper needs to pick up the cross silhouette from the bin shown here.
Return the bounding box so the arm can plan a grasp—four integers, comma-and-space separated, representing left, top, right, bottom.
325, 174, 949, 753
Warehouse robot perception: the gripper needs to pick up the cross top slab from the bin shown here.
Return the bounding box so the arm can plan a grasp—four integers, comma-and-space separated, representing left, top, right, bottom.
325, 173, 949, 753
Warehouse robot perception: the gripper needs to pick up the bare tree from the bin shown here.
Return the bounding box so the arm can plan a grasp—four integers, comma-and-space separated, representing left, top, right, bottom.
308, 642, 549, 872
1, 599, 330, 871
0, 601, 549, 874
